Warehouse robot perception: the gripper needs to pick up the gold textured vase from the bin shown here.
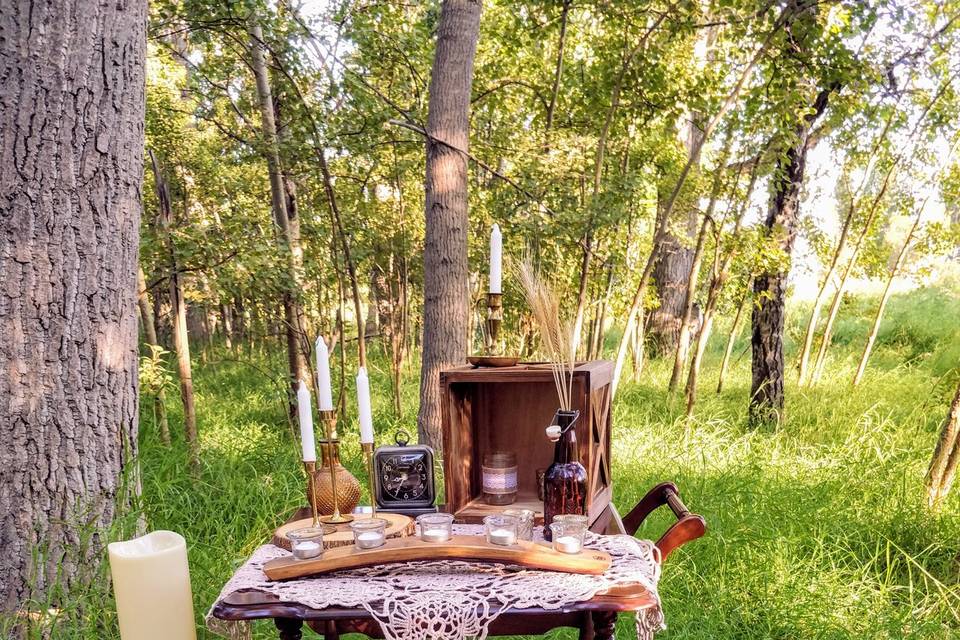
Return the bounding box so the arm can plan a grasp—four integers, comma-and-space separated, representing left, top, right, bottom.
309, 446, 362, 516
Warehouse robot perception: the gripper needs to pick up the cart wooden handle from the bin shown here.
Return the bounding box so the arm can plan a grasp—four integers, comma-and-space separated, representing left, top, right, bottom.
621, 482, 706, 562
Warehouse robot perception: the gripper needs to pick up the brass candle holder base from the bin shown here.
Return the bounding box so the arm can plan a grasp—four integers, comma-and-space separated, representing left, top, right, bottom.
485, 292, 502, 355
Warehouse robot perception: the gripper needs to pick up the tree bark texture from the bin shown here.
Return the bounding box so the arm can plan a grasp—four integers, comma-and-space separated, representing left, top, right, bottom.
0, 0, 145, 614
926, 378, 960, 508
750, 88, 833, 424
417, 0, 482, 449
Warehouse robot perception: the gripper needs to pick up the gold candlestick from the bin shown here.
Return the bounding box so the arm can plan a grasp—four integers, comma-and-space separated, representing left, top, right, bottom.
486, 292, 502, 355
319, 411, 353, 524
304, 460, 321, 527
361, 442, 378, 518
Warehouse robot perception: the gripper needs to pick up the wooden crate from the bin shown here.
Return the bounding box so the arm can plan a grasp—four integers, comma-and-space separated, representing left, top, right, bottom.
439, 361, 613, 525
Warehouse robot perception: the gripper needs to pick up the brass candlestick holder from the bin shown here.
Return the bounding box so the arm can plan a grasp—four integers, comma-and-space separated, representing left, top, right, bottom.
361, 442, 377, 518
304, 460, 321, 527
318, 411, 354, 524
486, 292, 502, 355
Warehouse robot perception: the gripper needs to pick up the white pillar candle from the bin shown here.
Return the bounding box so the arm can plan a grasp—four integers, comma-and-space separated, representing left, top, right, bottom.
315, 336, 334, 411
296, 380, 316, 462
554, 535, 582, 554
489, 223, 502, 294
356, 367, 374, 444
108, 530, 197, 640
487, 528, 516, 546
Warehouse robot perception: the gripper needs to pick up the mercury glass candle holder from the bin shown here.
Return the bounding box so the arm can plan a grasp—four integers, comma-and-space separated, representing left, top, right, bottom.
350, 518, 388, 550
483, 514, 518, 546
503, 508, 535, 541
287, 527, 325, 560
549, 519, 587, 554
416, 513, 454, 543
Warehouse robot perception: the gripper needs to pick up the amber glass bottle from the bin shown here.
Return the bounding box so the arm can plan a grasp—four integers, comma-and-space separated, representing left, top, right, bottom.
542, 409, 587, 540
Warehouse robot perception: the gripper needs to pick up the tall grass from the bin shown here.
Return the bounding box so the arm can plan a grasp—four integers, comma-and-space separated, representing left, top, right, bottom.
9, 286, 960, 639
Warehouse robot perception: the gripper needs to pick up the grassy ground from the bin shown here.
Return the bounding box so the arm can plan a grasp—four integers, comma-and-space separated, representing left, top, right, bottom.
17, 286, 960, 638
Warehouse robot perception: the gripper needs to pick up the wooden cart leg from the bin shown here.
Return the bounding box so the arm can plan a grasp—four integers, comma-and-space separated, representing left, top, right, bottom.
578, 610, 596, 640
275, 617, 304, 640
591, 611, 618, 640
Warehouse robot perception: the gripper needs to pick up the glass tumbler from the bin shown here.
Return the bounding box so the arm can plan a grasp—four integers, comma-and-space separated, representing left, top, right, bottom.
483, 514, 519, 546
417, 513, 454, 543
287, 527, 325, 560
549, 519, 587, 554
350, 518, 388, 550
503, 508, 535, 541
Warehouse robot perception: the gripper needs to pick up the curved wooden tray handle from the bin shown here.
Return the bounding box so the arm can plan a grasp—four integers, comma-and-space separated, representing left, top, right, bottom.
621, 482, 706, 562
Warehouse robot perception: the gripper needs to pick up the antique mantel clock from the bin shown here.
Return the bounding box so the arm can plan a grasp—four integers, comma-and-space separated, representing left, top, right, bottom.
373, 431, 438, 516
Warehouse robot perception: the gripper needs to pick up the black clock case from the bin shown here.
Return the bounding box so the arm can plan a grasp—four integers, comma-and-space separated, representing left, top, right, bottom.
372, 440, 437, 510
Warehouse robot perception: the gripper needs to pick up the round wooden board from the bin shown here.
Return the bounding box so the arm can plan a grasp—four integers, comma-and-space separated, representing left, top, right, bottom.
273, 512, 414, 551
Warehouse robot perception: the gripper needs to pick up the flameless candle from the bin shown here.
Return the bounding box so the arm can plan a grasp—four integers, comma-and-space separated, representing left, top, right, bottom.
356, 367, 374, 444
488, 528, 516, 546
108, 530, 197, 640
297, 380, 316, 462
554, 535, 582, 554
489, 224, 502, 294
315, 336, 334, 411
356, 531, 385, 548
292, 540, 322, 560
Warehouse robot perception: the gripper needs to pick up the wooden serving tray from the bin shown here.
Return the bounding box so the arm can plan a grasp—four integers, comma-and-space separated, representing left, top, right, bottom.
264, 535, 611, 580
273, 512, 414, 551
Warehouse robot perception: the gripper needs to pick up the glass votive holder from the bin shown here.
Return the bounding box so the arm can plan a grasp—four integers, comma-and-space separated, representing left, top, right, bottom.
417, 513, 454, 543
350, 518, 388, 550
287, 527, 325, 560
503, 508, 535, 541
553, 513, 589, 528
483, 514, 518, 546
549, 520, 587, 554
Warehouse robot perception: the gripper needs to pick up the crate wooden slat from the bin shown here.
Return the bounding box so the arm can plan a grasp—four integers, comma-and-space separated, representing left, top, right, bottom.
440, 361, 614, 525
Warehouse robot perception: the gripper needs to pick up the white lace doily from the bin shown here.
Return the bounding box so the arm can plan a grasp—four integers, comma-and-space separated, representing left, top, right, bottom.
207, 525, 664, 640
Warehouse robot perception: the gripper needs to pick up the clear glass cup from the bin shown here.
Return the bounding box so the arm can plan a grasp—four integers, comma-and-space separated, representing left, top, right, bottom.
287, 527, 325, 560
549, 519, 587, 554
553, 514, 589, 527
416, 513, 454, 543
350, 518, 388, 550
483, 514, 519, 546
503, 508, 535, 541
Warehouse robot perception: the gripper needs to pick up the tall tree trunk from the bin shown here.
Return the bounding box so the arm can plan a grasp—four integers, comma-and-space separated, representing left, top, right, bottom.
544, 0, 571, 136
138, 268, 171, 445
150, 151, 198, 468
0, 0, 145, 615
417, 0, 482, 449
750, 86, 834, 425
248, 20, 310, 410
926, 378, 960, 508
717, 291, 748, 394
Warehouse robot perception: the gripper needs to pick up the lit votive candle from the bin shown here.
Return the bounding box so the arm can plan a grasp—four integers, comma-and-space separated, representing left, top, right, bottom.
350, 518, 388, 550
549, 520, 586, 555
287, 527, 325, 560
484, 514, 519, 546
417, 513, 454, 543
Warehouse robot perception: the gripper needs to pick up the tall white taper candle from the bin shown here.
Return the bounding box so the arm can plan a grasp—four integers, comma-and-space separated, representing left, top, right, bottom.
356, 367, 375, 444
489, 223, 502, 294
315, 336, 334, 411
297, 380, 316, 462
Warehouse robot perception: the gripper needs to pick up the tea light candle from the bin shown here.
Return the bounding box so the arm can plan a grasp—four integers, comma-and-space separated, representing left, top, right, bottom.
292, 540, 322, 560
488, 528, 516, 546
356, 531, 385, 549
554, 535, 582, 554
421, 528, 450, 543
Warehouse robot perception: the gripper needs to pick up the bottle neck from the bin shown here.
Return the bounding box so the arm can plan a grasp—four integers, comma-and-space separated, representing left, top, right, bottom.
553, 425, 579, 465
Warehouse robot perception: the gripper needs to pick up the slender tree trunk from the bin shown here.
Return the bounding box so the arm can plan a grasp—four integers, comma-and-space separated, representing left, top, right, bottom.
750, 86, 834, 425
926, 378, 960, 508
138, 268, 171, 445
810, 168, 893, 383
669, 217, 710, 391
150, 152, 198, 468
797, 203, 854, 384
249, 20, 310, 410
544, 0, 571, 136
220, 302, 234, 351
417, 0, 482, 449
0, 0, 145, 614
717, 292, 748, 394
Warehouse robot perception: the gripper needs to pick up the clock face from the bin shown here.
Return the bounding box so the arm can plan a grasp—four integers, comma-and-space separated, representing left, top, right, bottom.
378, 453, 430, 503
